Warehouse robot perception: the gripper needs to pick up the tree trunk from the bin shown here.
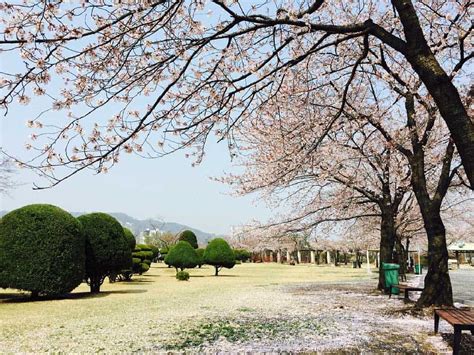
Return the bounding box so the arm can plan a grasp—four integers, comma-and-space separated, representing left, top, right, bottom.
394, 237, 406, 280
390, 0, 474, 187
416, 213, 453, 307
378, 210, 396, 291
214, 266, 219, 276
411, 60, 473, 187
405, 238, 411, 270
407, 139, 454, 306
90, 276, 102, 293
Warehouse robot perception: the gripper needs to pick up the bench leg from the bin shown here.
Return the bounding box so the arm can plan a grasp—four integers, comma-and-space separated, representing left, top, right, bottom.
434, 313, 440, 334
404, 289, 409, 300
453, 327, 461, 355
389, 286, 392, 299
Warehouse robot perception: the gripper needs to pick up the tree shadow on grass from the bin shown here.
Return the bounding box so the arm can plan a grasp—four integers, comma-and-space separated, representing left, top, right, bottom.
441, 332, 474, 353
121, 279, 154, 283
0, 288, 147, 303
191, 274, 240, 278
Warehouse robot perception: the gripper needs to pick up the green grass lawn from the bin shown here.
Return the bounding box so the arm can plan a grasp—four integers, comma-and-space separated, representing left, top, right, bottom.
0, 263, 375, 352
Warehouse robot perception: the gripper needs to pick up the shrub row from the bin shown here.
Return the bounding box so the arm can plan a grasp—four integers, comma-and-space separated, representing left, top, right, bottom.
164, 237, 237, 277
0, 204, 137, 296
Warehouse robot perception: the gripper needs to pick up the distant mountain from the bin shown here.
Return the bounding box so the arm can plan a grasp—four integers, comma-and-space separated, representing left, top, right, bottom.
0, 210, 216, 245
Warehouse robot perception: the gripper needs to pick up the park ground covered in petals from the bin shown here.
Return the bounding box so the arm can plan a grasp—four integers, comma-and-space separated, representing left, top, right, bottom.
1, 263, 472, 353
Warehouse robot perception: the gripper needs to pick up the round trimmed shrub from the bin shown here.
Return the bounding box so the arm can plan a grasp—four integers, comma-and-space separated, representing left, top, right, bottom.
78, 213, 131, 293
139, 262, 150, 273
164, 241, 200, 272
204, 238, 236, 276
176, 271, 190, 281
123, 228, 136, 251
0, 204, 85, 297
132, 245, 153, 275
178, 230, 198, 249
136, 244, 154, 260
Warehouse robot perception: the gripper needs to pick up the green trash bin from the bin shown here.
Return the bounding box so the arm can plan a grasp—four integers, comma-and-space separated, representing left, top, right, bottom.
382, 263, 400, 294
415, 264, 422, 275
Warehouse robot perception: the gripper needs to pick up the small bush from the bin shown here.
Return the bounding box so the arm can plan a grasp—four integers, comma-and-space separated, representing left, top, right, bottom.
165, 241, 200, 271
178, 230, 198, 249
204, 238, 236, 276
176, 271, 190, 281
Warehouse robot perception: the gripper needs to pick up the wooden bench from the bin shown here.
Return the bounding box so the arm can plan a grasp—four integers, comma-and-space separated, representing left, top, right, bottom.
434, 308, 474, 355
388, 284, 424, 300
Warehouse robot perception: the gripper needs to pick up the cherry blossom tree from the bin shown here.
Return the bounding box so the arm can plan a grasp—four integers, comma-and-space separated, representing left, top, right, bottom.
220, 93, 414, 290
0, 1, 472, 188
223, 30, 471, 304
361, 71, 468, 305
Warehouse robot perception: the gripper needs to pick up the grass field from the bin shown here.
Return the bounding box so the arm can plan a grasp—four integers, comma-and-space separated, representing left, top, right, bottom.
0, 263, 457, 353
0, 263, 375, 352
